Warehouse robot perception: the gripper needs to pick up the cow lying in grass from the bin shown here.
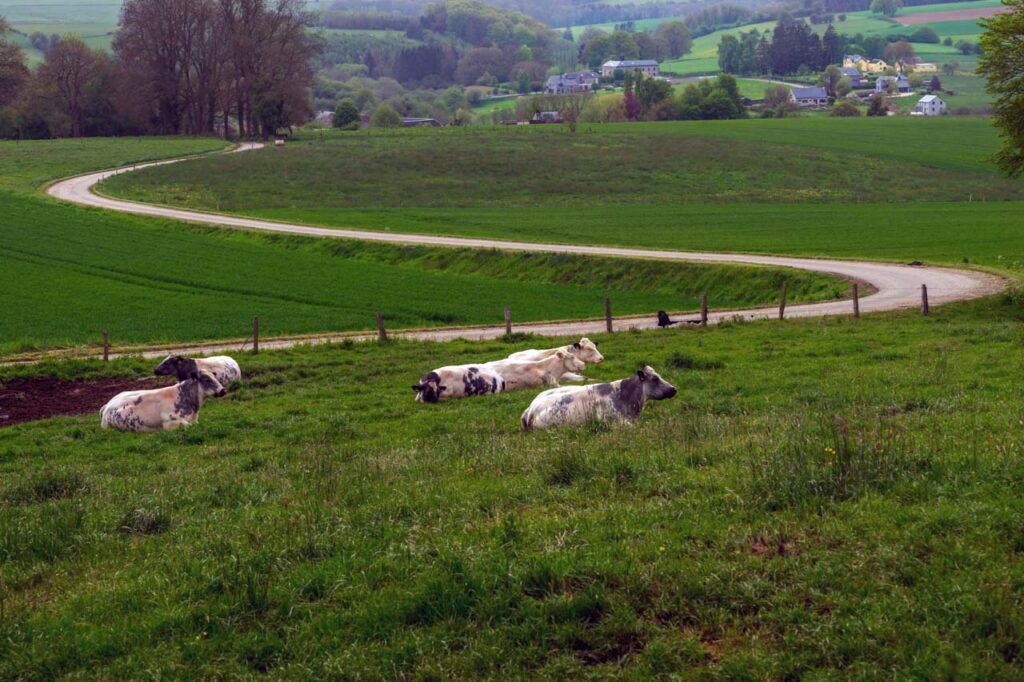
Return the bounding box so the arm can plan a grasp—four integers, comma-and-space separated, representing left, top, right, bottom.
413, 364, 506, 403
101, 371, 226, 431
506, 338, 603, 383
521, 366, 676, 430
486, 351, 586, 391
154, 354, 241, 387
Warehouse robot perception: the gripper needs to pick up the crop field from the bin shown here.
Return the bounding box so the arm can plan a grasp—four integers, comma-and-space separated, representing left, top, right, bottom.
102, 120, 1024, 274
0, 137, 847, 354
5, 295, 1024, 676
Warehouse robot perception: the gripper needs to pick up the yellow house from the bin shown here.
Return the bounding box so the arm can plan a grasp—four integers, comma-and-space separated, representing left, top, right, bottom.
913, 62, 938, 73
843, 54, 890, 74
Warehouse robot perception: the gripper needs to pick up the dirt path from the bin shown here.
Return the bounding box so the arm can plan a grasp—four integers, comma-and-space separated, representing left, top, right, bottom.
35, 143, 1004, 363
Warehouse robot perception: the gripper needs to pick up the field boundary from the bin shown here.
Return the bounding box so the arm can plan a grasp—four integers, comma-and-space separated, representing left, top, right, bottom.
31, 143, 1006, 363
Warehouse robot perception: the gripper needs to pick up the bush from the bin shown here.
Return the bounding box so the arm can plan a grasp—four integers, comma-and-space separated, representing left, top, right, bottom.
909, 27, 939, 44
831, 99, 861, 117
867, 93, 888, 116
332, 99, 360, 130
370, 103, 402, 128
943, 36, 953, 46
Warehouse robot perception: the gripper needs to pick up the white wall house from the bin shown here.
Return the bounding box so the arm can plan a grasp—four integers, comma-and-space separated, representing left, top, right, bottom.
601, 60, 659, 78
915, 94, 946, 116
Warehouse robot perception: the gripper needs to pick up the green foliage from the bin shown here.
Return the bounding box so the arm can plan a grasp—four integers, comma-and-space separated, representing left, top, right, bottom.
332, 99, 361, 130
370, 103, 401, 128
910, 26, 940, 44
978, 0, 1024, 176
831, 99, 861, 116
870, 0, 903, 17
867, 93, 889, 116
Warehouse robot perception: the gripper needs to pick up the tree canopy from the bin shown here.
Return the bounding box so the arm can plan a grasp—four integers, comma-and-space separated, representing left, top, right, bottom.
979, 0, 1024, 176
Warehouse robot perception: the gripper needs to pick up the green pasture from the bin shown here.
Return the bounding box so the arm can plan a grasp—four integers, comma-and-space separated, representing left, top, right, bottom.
5, 295, 1024, 677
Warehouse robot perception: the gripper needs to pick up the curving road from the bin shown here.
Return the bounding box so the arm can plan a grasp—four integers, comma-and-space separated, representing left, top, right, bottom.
43, 142, 1005, 357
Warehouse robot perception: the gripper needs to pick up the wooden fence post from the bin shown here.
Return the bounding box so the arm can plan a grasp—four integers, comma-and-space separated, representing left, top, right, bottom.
375, 312, 388, 341
778, 282, 788, 320
700, 293, 708, 326
921, 284, 929, 316
852, 283, 860, 319
252, 316, 259, 353
102, 330, 109, 362
604, 298, 613, 333
504, 306, 512, 335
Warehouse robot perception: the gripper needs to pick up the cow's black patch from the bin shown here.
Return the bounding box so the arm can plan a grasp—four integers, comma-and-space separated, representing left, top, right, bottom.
463, 371, 493, 396
558, 394, 574, 406
594, 383, 614, 397
174, 380, 201, 415
612, 377, 645, 418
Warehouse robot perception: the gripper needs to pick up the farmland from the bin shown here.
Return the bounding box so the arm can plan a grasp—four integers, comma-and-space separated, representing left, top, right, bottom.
103, 120, 1024, 273
5, 294, 1024, 677
0, 137, 848, 354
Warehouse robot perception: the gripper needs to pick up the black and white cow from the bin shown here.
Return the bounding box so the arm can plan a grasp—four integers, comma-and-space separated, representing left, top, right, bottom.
413, 364, 506, 403
505, 337, 604, 382
101, 370, 226, 432
486, 351, 587, 391
154, 355, 241, 387
521, 365, 676, 430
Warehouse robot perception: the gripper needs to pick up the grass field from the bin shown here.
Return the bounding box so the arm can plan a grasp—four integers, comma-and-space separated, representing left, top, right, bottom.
102, 120, 1024, 275
5, 295, 1024, 676
0, 137, 848, 354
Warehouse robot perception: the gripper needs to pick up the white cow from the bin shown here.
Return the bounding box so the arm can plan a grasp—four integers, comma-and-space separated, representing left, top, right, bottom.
486, 351, 586, 391
413, 364, 506, 403
521, 366, 676, 431
506, 338, 604, 382
154, 354, 241, 387
101, 371, 226, 432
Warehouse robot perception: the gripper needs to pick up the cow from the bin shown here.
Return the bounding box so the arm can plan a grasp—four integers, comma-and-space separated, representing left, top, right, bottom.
154, 354, 241, 387
521, 365, 676, 431
505, 337, 604, 382
100, 370, 226, 432
486, 351, 586, 391
413, 364, 506, 403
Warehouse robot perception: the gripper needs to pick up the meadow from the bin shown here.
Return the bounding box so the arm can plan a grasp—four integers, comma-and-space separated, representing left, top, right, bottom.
0, 137, 845, 355
102, 120, 1024, 273
5, 295, 1024, 677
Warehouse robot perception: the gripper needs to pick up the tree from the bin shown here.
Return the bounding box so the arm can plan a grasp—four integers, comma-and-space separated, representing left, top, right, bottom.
33, 37, 108, 137
929, 75, 942, 91
820, 64, 843, 96
515, 71, 530, 94
870, 0, 902, 18
867, 93, 888, 116
0, 19, 29, 108
718, 34, 741, 73
653, 21, 691, 59
942, 60, 959, 76
979, 0, 1024, 175
764, 85, 793, 110
910, 27, 939, 44
836, 76, 853, 97
370, 103, 401, 128
831, 99, 861, 116
636, 74, 672, 112
883, 41, 917, 68
332, 99, 360, 129
955, 39, 979, 55
822, 24, 840, 65
558, 93, 589, 132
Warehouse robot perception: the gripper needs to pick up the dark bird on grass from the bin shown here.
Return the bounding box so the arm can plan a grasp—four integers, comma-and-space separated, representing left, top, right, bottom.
657, 311, 679, 327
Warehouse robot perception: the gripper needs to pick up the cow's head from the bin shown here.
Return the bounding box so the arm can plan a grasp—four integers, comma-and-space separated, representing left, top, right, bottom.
574, 338, 604, 364
412, 371, 446, 403
192, 370, 227, 398
556, 349, 586, 373
636, 366, 676, 400
155, 355, 198, 380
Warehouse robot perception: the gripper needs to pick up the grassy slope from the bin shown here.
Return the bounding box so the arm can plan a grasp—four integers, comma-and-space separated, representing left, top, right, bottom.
102, 121, 1024, 273
0, 137, 843, 353
4, 297, 1024, 677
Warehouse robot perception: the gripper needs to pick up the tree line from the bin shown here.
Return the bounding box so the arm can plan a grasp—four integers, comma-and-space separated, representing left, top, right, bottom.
0, 0, 318, 140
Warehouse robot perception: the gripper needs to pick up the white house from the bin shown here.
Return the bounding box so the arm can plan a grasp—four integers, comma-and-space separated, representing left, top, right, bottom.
790, 86, 829, 107
545, 71, 600, 94
915, 94, 946, 116
875, 74, 909, 93
601, 60, 659, 78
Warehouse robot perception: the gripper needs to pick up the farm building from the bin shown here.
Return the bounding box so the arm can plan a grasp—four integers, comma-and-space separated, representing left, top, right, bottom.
530, 111, 563, 124
844, 55, 890, 74
915, 94, 946, 116
790, 86, 830, 107
545, 71, 600, 94
401, 118, 441, 127
875, 75, 910, 93
914, 62, 938, 73
840, 67, 869, 88
601, 60, 659, 78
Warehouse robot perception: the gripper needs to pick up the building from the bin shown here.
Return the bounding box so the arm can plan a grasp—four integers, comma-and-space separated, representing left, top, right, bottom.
530, 111, 563, 124
913, 62, 938, 73
401, 117, 441, 127
840, 66, 869, 88
601, 60, 659, 78
314, 111, 333, 125
544, 71, 600, 94
844, 54, 889, 74
875, 74, 909, 93
915, 94, 946, 116
790, 86, 830, 107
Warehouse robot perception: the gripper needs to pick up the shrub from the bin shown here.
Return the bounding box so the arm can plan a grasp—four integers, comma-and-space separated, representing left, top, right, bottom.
831, 99, 861, 117
867, 93, 888, 116
909, 27, 939, 44
370, 103, 401, 128
332, 99, 360, 130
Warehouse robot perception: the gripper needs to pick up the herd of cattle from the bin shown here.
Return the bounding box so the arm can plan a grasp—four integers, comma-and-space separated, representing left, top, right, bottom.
99, 338, 676, 432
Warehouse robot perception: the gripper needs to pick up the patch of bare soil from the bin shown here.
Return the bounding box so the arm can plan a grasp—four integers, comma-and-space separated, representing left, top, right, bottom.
897, 7, 1007, 25
0, 376, 172, 428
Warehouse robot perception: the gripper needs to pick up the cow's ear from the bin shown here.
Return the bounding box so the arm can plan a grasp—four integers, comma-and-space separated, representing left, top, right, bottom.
189, 371, 199, 380
636, 370, 646, 381
438, 385, 447, 393
573, 342, 581, 349
412, 385, 423, 392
